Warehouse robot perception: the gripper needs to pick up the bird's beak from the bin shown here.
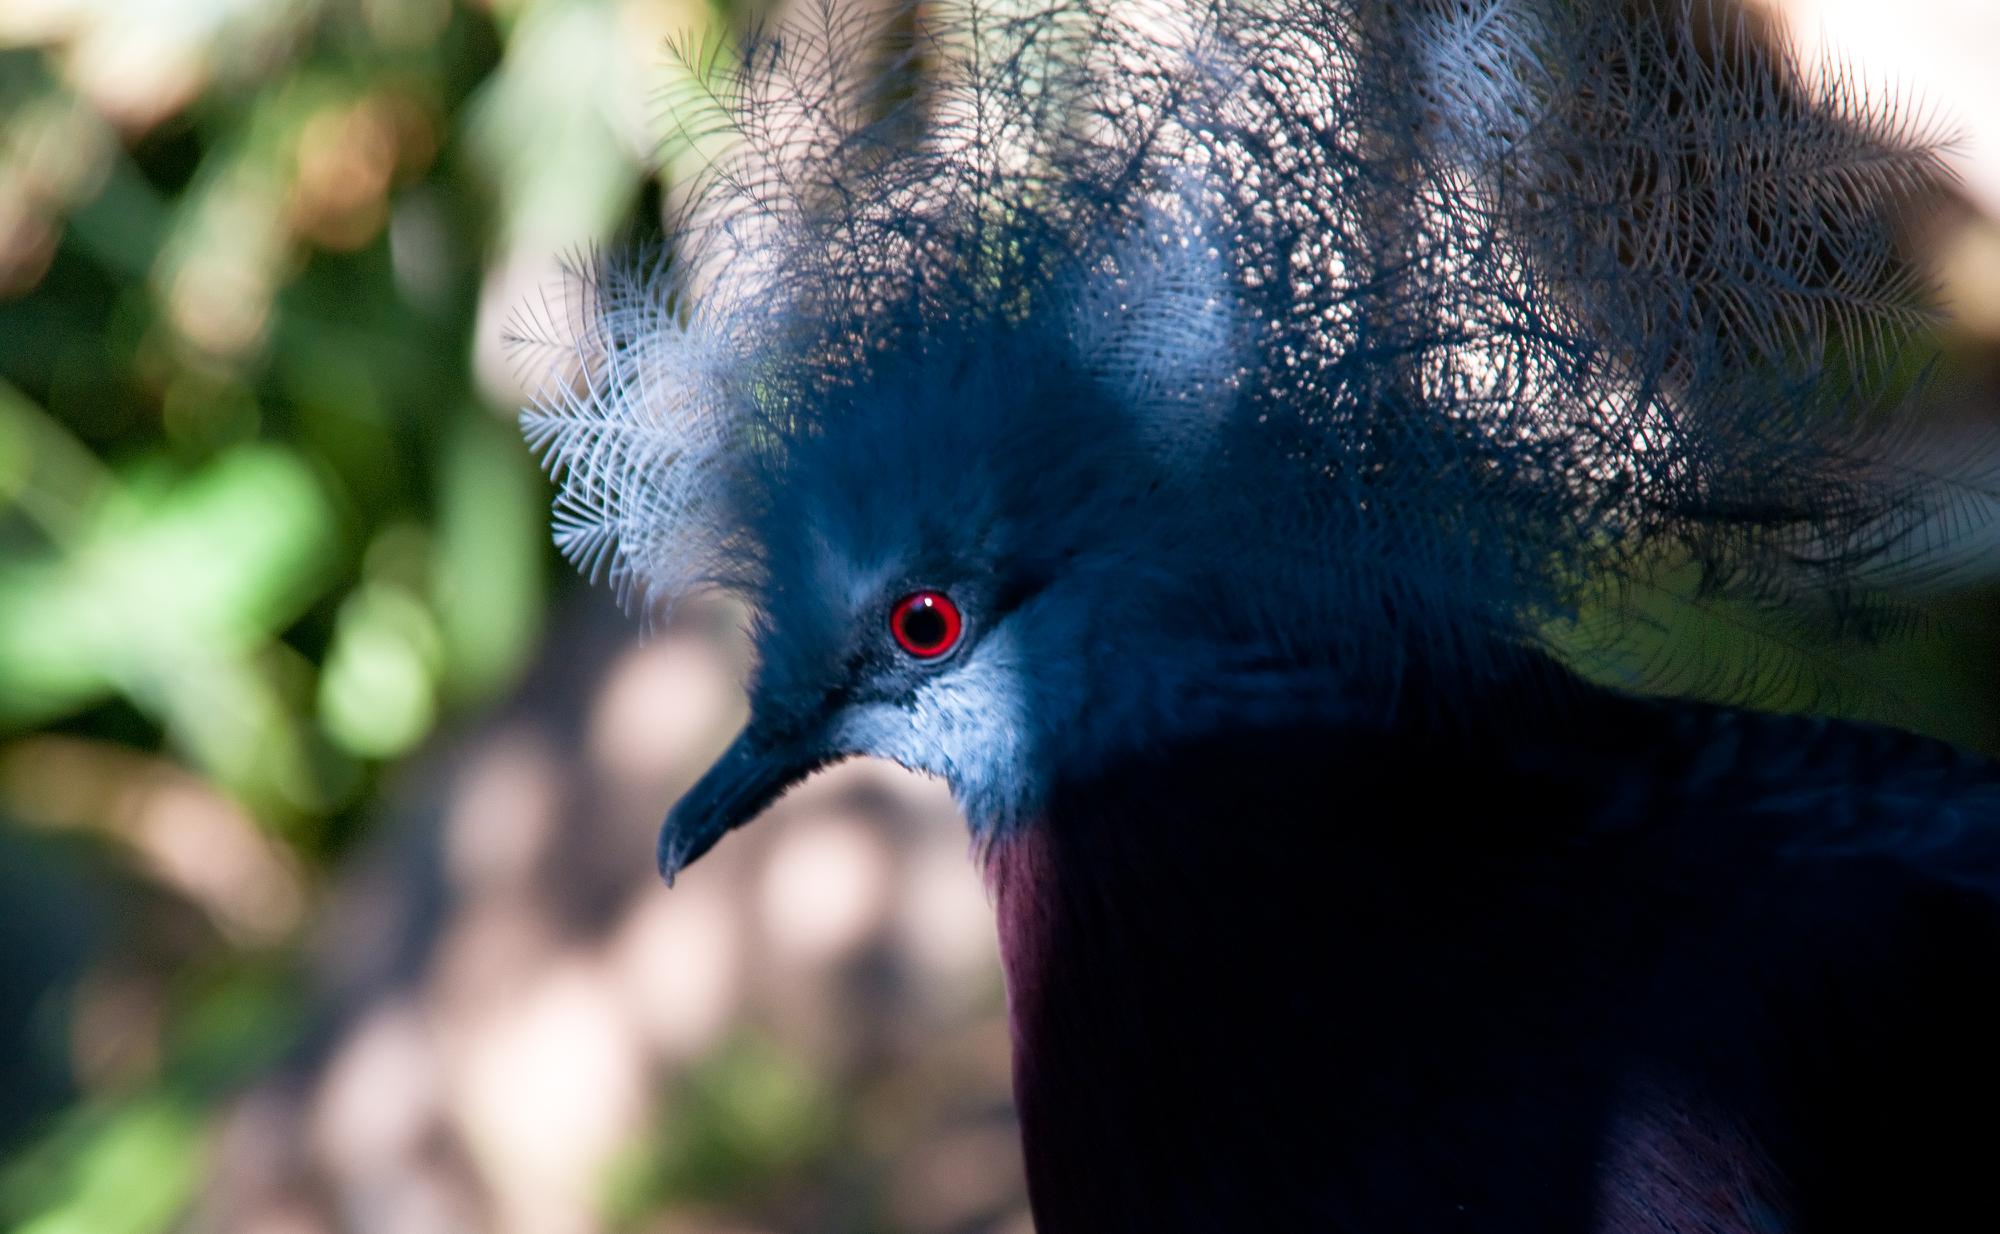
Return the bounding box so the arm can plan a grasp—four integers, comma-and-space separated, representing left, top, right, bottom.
658, 726, 825, 883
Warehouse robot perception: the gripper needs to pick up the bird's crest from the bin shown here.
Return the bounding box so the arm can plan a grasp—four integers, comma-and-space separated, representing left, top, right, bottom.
518, 0, 1969, 712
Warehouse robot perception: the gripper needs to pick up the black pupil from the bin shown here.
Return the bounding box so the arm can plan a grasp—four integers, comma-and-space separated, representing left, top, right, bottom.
901, 602, 949, 650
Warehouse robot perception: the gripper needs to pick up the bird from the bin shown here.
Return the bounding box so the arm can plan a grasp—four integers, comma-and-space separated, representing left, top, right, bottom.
519, 0, 2000, 1229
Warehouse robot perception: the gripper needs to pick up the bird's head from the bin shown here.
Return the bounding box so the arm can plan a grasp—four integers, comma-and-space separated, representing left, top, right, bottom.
522, 0, 1952, 881
654, 291, 1305, 876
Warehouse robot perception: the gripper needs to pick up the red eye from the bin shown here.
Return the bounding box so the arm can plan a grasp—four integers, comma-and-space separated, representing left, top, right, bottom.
889, 591, 964, 658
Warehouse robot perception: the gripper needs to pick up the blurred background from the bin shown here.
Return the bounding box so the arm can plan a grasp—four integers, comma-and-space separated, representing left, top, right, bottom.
0, 2, 1996, 1232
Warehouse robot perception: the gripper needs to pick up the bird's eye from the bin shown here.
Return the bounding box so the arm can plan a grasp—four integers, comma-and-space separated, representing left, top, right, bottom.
889, 591, 964, 658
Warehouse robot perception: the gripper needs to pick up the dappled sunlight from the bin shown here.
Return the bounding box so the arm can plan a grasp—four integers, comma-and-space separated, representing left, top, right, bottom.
178, 612, 1021, 1234
1758, 0, 2000, 218
0, 735, 306, 946
588, 635, 747, 790
756, 810, 895, 966
449, 957, 652, 1234
311, 1000, 440, 1180
1937, 215, 2000, 343
3, 1, 1999, 1232
442, 728, 564, 894
611, 877, 744, 1064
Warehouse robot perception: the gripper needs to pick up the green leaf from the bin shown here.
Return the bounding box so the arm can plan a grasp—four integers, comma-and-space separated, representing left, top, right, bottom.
2, 1098, 202, 1234
433, 408, 545, 701
0, 445, 337, 727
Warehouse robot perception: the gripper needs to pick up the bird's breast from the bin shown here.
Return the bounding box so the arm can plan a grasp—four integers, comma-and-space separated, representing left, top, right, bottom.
974, 716, 1802, 1234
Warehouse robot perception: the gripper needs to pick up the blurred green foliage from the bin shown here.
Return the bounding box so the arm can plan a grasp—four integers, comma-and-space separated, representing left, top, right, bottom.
0, 965, 303, 1234
0, 0, 721, 1226
0, 11, 538, 833
605, 1032, 844, 1227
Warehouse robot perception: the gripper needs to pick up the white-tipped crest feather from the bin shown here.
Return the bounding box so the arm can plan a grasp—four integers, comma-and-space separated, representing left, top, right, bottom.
520, 0, 1972, 753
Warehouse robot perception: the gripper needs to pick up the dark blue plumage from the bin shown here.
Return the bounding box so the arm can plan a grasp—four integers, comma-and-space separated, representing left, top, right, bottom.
991, 653, 2000, 1231
516, 0, 2000, 1228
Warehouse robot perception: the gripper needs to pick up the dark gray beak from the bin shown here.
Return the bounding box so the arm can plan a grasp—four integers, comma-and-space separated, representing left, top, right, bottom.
658, 728, 825, 883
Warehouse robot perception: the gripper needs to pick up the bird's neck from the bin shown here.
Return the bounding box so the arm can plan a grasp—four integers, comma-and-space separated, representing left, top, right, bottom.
979, 713, 1530, 1231
978, 662, 1789, 1233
